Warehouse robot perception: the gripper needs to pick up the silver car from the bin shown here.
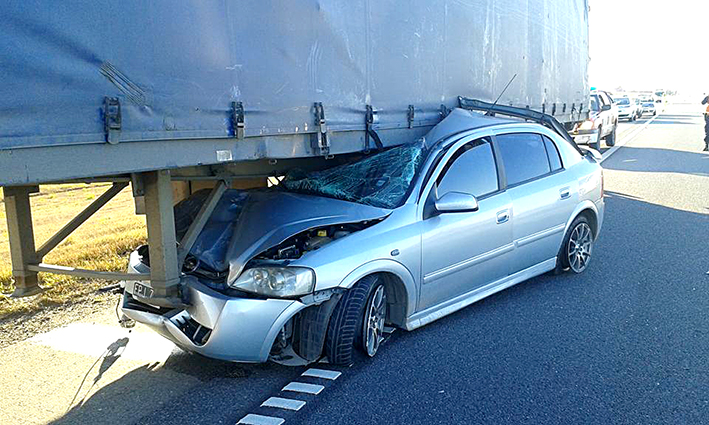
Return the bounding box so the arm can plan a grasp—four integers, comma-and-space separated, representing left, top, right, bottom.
121, 107, 604, 365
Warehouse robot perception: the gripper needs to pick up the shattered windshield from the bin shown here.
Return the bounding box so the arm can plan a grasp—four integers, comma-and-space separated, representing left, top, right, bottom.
281, 142, 427, 209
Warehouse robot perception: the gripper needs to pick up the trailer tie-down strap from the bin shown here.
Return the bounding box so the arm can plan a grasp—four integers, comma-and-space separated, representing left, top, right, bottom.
365, 105, 384, 153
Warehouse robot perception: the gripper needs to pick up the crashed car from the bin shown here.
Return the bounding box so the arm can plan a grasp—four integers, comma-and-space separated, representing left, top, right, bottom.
121, 108, 604, 365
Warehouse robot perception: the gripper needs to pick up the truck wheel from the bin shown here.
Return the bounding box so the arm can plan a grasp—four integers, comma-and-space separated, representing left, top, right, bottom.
605, 126, 616, 147
325, 274, 387, 365
593, 127, 602, 151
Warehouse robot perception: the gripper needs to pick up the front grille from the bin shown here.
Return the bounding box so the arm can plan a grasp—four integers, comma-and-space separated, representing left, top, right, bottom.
173, 314, 212, 346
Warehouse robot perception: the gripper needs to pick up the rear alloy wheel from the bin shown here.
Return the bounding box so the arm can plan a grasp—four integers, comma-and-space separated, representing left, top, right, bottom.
555, 215, 594, 274
325, 274, 387, 365
565, 217, 593, 273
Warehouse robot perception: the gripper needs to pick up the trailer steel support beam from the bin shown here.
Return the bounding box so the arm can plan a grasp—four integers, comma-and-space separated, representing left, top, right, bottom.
3, 186, 42, 297
27, 263, 150, 282
35, 182, 128, 259
143, 170, 180, 299
177, 180, 227, 268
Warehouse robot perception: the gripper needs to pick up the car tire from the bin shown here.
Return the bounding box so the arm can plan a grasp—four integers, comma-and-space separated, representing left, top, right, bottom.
604, 126, 616, 147
325, 274, 387, 365
556, 215, 594, 274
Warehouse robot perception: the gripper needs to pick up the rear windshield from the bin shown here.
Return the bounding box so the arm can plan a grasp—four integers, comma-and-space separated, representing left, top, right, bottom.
615, 98, 630, 105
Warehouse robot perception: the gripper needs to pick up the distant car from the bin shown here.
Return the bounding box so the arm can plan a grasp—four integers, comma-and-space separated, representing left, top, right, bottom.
641, 100, 657, 116
572, 91, 618, 150
614, 97, 641, 121
121, 107, 605, 365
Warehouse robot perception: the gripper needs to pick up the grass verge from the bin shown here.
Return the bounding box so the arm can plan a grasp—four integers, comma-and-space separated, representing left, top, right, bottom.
0, 183, 146, 319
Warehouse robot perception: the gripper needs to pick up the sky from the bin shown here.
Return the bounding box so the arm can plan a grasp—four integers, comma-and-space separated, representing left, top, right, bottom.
588, 0, 707, 94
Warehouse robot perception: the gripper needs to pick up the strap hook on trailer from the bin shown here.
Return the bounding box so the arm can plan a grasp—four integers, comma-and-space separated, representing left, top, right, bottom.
364, 105, 384, 154
231, 101, 245, 139
313, 102, 332, 158
407, 104, 415, 129
103, 97, 122, 144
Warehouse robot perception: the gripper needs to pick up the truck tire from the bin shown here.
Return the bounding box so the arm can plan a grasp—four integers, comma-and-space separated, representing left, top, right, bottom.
325, 274, 387, 365
593, 126, 602, 151
605, 126, 616, 147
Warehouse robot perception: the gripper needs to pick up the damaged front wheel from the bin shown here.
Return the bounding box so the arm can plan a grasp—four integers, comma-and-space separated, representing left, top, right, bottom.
325, 274, 387, 365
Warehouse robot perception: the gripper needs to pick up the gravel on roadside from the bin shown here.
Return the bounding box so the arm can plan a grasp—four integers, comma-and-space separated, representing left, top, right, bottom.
0, 291, 122, 349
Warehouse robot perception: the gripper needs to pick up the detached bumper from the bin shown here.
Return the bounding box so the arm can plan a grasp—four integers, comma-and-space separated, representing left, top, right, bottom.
121, 278, 306, 362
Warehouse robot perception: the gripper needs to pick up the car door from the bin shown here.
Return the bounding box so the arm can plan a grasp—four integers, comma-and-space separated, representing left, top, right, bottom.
494, 132, 578, 274
418, 136, 513, 312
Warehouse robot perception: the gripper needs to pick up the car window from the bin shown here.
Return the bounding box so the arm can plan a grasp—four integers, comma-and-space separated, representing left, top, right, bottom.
616, 98, 630, 105
543, 136, 563, 171
590, 95, 600, 111
496, 133, 551, 186
436, 137, 498, 198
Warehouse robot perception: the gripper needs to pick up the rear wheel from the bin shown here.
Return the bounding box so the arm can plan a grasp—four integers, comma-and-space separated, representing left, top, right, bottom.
556, 215, 594, 274
593, 126, 603, 151
605, 125, 616, 147
325, 275, 387, 365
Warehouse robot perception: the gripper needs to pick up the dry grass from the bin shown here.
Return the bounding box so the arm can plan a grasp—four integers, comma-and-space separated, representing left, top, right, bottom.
0, 183, 146, 318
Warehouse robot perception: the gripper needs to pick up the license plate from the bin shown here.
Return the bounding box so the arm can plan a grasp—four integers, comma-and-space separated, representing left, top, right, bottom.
133, 282, 154, 298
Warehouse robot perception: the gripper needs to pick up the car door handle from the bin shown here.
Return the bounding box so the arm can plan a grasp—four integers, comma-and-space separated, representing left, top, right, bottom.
496, 210, 509, 224
559, 187, 571, 200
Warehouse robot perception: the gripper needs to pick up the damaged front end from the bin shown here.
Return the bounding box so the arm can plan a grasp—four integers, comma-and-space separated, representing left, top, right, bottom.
121, 271, 342, 363
120, 191, 390, 363
122, 143, 423, 363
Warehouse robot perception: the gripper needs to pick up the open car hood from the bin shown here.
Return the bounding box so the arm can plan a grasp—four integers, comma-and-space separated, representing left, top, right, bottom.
225, 191, 390, 283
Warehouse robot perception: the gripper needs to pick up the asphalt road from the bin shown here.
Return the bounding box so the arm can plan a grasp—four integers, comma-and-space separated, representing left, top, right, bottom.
6, 102, 707, 425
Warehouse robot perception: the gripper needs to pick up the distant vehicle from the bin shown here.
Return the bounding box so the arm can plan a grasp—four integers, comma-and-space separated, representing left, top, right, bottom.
121, 106, 605, 364
614, 97, 642, 121
641, 100, 657, 116
572, 90, 618, 150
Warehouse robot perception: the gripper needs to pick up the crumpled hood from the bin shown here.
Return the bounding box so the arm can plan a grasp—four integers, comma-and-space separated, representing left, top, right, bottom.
225, 191, 391, 283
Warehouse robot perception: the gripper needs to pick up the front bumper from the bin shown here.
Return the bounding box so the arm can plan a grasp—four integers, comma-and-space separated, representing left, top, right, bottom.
121, 277, 307, 363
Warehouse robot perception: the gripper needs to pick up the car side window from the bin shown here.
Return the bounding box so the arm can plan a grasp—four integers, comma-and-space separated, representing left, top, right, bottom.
542, 136, 563, 171
436, 137, 498, 198
496, 133, 551, 186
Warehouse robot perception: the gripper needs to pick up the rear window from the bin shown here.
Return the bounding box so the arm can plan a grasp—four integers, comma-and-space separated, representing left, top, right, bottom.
615, 98, 630, 105
496, 133, 551, 186
543, 136, 563, 171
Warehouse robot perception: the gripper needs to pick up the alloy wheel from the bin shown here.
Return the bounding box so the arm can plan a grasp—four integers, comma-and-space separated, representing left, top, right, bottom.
364, 285, 387, 357
567, 222, 593, 273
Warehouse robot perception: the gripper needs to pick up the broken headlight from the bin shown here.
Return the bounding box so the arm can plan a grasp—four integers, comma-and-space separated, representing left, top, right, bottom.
230, 267, 315, 297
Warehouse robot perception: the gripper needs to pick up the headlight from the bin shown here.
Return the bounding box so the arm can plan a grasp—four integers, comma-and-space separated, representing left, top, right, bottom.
579, 120, 595, 130
230, 267, 315, 297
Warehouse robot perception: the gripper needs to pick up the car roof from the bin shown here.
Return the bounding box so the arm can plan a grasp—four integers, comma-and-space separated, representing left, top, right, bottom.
423, 108, 515, 147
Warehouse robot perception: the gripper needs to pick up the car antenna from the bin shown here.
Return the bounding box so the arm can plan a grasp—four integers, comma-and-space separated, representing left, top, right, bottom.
485, 73, 517, 116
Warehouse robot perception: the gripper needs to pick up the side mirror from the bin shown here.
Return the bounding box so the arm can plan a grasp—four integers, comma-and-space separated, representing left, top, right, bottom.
434, 191, 479, 213
601, 105, 611, 111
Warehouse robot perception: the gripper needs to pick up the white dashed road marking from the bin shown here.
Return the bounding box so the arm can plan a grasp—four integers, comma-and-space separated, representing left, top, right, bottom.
301, 368, 341, 380
282, 382, 325, 395
237, 414, 285, 425
261, 397, 307, 411
237, 370, 342, 425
